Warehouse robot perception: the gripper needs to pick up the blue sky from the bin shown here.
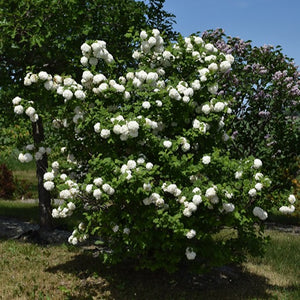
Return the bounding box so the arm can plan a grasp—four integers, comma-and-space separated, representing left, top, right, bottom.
163, 0, 300, 67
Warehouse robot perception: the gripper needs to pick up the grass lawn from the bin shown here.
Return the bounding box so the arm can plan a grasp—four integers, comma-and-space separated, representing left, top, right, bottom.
0, 231, 299, 299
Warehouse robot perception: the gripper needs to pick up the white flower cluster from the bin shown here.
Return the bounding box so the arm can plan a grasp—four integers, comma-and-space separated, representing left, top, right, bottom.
81, 40, 114, 67
162, 183, 182, 197
43, 171, 55, 191
143, 192, 165, 207
52, 201, 76, 218
279, 194, 296, 214
84, 177, 115, 200
12, 96, 39, 122
185, 247, 196, 260
222, 203, 235, 213
186, 229, 196, 239
134, 29, 164, 58
252, 206, 268, 220
205, 186, 219, 204
18, 153, 33, 163
192, 119, 208, 134
112, 116, 140, 140
68, 227, 89, 245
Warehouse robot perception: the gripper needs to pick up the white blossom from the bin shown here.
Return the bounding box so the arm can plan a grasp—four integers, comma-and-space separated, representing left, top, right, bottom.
100, 129, 111, 139
220, 61, 231, 72
253, 159, 263, 169
253, 206, 268, 220
248, 188, 257, 197
223, 203, 235, 213
146, 162, 153, 170
93, 188, 102, 199
94, 122, 101, 133
186, 229, 196, 239
185, 247, 196, 260
163, 140, 172, 149
235, 171, 243, 179
43, 172, 54, 181
202, 155, 211, 165
288, 194, 296, 204
279, 205, 295, 214
14, 105, 24, 115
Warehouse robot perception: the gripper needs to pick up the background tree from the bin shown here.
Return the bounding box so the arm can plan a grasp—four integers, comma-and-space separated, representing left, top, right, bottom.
202, 29, 300, 201
0, 0, 176, 230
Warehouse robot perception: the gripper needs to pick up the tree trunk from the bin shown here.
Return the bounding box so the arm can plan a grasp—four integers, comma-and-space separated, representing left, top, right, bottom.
32, 117, 53, 231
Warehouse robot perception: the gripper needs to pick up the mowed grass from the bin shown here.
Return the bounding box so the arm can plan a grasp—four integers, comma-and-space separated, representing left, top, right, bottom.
0, 229, 299, 299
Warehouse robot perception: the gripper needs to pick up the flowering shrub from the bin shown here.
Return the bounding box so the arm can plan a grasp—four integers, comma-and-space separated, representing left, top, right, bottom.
202, 29, 300, 198
12, 29, 297, 272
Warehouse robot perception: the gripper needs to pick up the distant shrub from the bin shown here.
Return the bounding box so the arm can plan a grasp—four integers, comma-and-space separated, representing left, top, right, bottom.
0, 164, 15, 199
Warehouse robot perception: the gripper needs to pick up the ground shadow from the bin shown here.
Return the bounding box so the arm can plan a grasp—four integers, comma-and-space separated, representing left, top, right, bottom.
45, 250, 299, 300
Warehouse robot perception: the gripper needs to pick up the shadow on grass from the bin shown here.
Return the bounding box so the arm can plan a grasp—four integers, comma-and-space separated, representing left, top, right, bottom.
45, 252, 300, 300
0, 203, 39, 223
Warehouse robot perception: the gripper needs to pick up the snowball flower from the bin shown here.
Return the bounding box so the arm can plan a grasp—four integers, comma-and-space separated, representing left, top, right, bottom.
186, 229, 196, 239
253, 206, 268, 220
52, 161, 59, 169
163, 140, 172, 149
255, 183, 263, 191
205, 187, 216, 198
127, 121, 139, 131
146, 162, 153, 170
43, 181, 54, 191
12, 96, 22, 105
279, 205, 295, 214
93, 188, 102, 200
248, 188, 257, 197
140, 30, 148, 39
74, 90, 86, 100
288, 194, 296, 204
235, 171, 243, 179
202, 155, 211, 165
85, 184, 93, 194
253, 159, 263, 169
93, 177, 103, 186
182, 143, 190, 152
192, 195, 202, 205
102, 183, 115, 195
187, 202, 197, 212
123, 228, 130, 235
208, 83, 218, 94
62, 89, 73, 100
214, 102, 225, 112
220, 61, 231, 72
185, 247, 196, 260
38, 71, 48, 81
94, 122, 101, 133
183, 208, 192, 217
143, 183, 152, 191
81, 42, 91, 53
254, 173, 264, 181
142, 101, 151, 109
14, 105, 24, 114
127, 160, 137, 169
43, 172, 55, 181
67, 202, 76, 210
223, 203, 235, 213
201, 104, 211, 115
59, 189, 71, 199
100, 129, 111, 139
112, 225, 119, 233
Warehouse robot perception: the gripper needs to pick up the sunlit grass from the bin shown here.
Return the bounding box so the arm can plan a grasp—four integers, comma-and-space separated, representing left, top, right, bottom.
0, 231, 299, 299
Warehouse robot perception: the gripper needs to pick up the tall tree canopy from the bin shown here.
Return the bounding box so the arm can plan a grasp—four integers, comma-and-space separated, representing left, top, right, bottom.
0, 0, 176, 127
